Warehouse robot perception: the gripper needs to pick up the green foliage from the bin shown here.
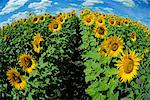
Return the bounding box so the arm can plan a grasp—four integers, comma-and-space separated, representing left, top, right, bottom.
80, 12, 150, 100
0, 13, 80, 99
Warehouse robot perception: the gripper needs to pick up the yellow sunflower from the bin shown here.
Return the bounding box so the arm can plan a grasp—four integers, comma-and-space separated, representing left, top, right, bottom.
130, 31, 136, 42
100, 14, 107, 19
32, 33, 44, 53
48, 20, 62, 32
116, 18, 122, 26
95, 16, 105, 26
6, 67, 26, 90
108, 18, 116, 26
56, 14, 66, 24
39, 15, 45, 22
93, 11, 101, 16
71, 10, 76, 16
80, 8, 90, 16
19, 54, 36, 73
116, 51, 141, 83
93, 24, 107, 39
82, 13, 95, 26
107, 36, 124, 57
98, 42, 108, 57
31, 15, 39, 24
123, 18, 130, 27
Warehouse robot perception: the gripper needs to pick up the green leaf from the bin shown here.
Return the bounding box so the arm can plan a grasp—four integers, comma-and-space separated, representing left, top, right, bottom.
99, 56, 112, 65
84, 50, 101, 61
27, 94, 33, 100
86, 81, 100, 96
109, 78, 118, 93
105, 68, 118, 77
93, 93, 105, 100
107, 91, 119, 100
99, 80, 109, 91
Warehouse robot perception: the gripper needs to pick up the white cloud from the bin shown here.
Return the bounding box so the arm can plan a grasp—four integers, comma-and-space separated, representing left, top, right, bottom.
56, 7, 80, 14
70, 3, 79, 7
113, 0, 135, 7
82, 0, 104, 6
28, 0, 52, 10
0, 11, 29, 28
54, 2, 58, 5
0, 0, 28, 15
11, 11, 29, 20
143, 0, 149, 4
103, 7, 113, 14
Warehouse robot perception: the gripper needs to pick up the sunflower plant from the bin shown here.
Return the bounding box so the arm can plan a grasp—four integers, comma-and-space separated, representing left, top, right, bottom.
0, 9, 149, 100
0, 11, 80, 99
80, 9, 150, 100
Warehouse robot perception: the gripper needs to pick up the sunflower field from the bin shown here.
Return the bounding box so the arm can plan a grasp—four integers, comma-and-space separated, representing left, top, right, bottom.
0, 9, 150, 99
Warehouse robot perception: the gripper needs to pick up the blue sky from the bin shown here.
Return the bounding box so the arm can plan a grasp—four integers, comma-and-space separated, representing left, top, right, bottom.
0, 0, 150, 28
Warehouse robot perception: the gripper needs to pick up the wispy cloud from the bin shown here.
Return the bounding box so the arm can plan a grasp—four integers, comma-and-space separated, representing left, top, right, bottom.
28, 0, 52, 10
0, 0, 28, 15
11, 11, 29, 20
56, 7, 79, 14
102, 7, 114, 14
54, 2, 58, 5
0, 11, 29, 27
70, 3, 79, 7
82, 0, 103, 6
142, 0, 149, 4
113, 0, 135, 7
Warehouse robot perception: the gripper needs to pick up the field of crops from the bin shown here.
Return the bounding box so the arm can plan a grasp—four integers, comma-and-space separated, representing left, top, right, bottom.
0, 9, 150, 99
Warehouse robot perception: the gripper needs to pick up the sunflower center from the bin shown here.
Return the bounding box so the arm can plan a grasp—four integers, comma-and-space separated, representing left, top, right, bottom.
99, 27, 105, 35
124, 58, 134, 74
98, 19, 102, 23
33, 17, 38, 22
24, 58, 32, 68
13, 73, 22, 83
117, 21, 121, 25
24, 19, 27, 22
131, 32, 135, 39
111, 20, 114, 24
86, 18, 91, 23
40, 16, 44, 21
54, 24, 58, 29
125, 21, 128, 24
111, 43, 118, 51
59, 18, 63, 22
14, 76, 22, 83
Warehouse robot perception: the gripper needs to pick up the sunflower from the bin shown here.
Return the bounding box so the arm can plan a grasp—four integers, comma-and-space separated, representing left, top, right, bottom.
3, 34, 9, 42
80, 8, 90, 16
19, 54, 36, 73
32, 33, 44, 53
71, 10, 76, 16
56, 14, 66, 24
123, 18, 130, 27
130, 31, 136, 42
93, 24, 107, 39
116, 18, 122, 26
93, 11, 101, 16
82, 13, 95, 26
6, 68, 26, 90
116, 51, 141, 83
98, 41, 109, 57
22, 18, 27, 23
95, 16, 105, 26
107, 36, 124, 57
108, 18, 116, 26
31, 15, 39, 24
100, 14, 107, 19
48, 20, 62, 32
39, 15, 45, 22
